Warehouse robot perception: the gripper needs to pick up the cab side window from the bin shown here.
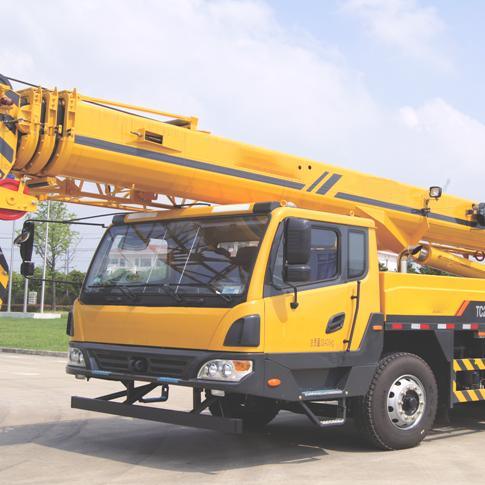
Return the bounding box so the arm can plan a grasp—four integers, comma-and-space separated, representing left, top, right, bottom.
310, 228, 338, 281
348, 230, 366, 279
272, 225, 339, 287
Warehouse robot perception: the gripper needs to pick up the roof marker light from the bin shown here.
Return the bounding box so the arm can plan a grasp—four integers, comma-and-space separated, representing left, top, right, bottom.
125, 211, 159, 222
212, 203, 250, 213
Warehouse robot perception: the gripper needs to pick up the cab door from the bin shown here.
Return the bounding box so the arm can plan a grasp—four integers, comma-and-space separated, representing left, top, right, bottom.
263, 221, 371, 354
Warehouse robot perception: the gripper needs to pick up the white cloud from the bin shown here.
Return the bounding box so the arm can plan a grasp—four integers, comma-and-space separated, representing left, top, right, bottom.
395, 100, 485, 195
341, 0, 449, 69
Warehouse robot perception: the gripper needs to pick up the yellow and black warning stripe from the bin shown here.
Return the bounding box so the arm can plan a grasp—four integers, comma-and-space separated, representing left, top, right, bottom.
452, 358, 485, 403
453, 358, 485, 372
0, 246, 9, 307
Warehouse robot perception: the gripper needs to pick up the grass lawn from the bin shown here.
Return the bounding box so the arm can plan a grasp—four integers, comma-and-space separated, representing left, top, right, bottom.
0, 316, 69, 352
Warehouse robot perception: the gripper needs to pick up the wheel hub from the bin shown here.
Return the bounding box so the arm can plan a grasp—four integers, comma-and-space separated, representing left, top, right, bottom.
387, 375, 426, 429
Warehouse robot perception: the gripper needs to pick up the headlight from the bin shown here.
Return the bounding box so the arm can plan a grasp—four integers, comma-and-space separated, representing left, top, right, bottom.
68, 347, 86, 367
197, 359, 253, 382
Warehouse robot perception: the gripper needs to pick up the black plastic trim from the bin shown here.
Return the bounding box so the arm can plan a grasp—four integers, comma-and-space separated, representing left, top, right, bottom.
253, 201, 281, 213
67, 313, 384, 402
224, 315, 260, 347
111, 214, 127, 225
66, 310, 74, 336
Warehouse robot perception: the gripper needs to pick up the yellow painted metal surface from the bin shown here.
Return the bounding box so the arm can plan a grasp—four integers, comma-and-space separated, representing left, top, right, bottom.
380, 272, 485, 318
73, 298, 266, 352
412, 245, 485, 278
0, 184, 38, 215
72, 206, 379, 353
262, 210, 380, 353
0, 84, 20, 179
0, 82, 480, 256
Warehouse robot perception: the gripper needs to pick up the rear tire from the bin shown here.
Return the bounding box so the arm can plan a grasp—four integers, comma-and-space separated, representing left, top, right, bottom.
209, 394, 279, 429
354, 352, 438, 450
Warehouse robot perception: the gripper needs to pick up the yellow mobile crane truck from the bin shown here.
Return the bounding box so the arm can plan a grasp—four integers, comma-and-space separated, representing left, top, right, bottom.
1, 75, 485, 450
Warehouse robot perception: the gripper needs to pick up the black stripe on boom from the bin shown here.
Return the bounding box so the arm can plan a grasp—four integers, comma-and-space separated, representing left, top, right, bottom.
6, 90, 20, 106
316, 173, 342, 195
335, 192, 477, 228
75, 135, 306, 191
0, 136, 14, 163
306, 171, 329, 192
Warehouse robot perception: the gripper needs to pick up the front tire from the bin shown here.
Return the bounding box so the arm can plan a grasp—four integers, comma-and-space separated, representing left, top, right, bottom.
354, 352, 438, 450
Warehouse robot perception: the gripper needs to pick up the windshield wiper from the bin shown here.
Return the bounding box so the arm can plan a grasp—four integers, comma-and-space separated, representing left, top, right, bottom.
120, 282, 183, 303
87, 284, 138, 302
87, 282, 231, 304
172, 282, 232, 303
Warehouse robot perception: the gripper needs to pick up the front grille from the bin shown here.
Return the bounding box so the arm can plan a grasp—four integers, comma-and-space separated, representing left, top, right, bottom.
92, 350, 130, 373
91, 349, 194, 378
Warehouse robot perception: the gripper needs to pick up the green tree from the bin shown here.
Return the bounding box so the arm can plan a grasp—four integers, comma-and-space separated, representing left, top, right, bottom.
33, 202, 79, 310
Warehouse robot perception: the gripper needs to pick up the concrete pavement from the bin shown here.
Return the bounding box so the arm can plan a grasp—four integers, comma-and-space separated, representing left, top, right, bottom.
1, 353, 484, 484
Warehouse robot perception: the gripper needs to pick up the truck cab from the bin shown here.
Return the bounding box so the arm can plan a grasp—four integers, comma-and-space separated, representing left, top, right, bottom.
66, 202, 384, 434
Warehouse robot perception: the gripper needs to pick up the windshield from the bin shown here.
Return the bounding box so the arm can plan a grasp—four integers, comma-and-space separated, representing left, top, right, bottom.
81, 214, 269, 307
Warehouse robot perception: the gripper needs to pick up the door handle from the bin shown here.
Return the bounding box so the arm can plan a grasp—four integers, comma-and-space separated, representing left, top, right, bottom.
326, 312, 346, 334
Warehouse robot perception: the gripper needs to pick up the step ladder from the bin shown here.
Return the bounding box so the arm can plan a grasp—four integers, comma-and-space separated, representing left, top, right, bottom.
300, 398, 347, 428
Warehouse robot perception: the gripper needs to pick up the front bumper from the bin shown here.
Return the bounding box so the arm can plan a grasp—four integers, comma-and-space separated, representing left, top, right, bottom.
71, 395, 243, 433
66, 340, 380, 402
66, 341, 269, 397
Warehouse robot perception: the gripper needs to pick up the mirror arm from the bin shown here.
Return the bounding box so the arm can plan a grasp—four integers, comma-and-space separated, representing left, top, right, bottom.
25, 219, 107, 228
23, 276, 82, 287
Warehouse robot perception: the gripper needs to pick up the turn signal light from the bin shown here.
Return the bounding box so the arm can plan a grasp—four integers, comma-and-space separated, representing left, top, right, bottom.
234, 360, 252, 372
267, 378, 281, 388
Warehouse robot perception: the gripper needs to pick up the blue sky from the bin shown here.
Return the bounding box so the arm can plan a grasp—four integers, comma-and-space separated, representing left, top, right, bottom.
1, 0, 484, 271
270, 0, 485, 120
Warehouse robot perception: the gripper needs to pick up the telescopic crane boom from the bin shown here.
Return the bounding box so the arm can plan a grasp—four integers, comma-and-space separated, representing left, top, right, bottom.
3, 76, 485, 450
0, 74, 484, 307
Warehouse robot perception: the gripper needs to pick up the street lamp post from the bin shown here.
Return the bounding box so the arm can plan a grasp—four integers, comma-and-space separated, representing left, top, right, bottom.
39, 201, 50, 313
23, 276, 29, 313
6, 220, 15, 313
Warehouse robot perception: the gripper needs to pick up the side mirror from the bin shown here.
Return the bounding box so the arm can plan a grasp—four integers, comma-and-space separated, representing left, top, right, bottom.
15, 221, 35, 277
21, 261, 35, 277
284, 218, 311, 284
285, 264, 311, 283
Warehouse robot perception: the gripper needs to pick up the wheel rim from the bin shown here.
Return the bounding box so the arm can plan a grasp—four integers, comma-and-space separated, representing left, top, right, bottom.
387, 374, 426, 429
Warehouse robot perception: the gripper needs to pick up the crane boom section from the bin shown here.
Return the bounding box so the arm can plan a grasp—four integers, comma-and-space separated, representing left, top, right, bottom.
1, 82, 484, 255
